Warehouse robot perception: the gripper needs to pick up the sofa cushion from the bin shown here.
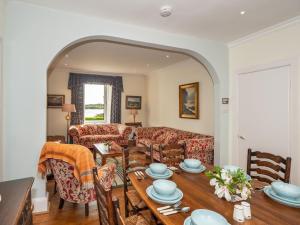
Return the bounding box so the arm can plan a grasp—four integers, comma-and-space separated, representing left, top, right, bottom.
137, 138, 153, 147
155, 131, 178, 145
152, 129, 165, 140
102, 124, 119, 135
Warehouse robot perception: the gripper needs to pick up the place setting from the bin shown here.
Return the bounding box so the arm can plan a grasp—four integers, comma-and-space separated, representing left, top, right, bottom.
145, 163, 173, 179
263, 181, 300, 208
179, 159, 206, 173
184, 209, 230, 225
146, 179, 183, 205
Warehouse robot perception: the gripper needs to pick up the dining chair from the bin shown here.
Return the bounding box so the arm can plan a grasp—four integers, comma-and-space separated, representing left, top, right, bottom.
93, 168, 150, 225
122, 146, 151, 217
150, 143, 186, 167
247, 148, 292, 184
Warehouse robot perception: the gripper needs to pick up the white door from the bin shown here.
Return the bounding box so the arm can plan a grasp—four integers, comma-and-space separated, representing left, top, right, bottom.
237, 65, 291, 169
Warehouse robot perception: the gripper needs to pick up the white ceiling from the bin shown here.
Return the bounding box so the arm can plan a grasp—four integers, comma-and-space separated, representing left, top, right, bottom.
50, 41, 190, 75
12, 0, 300, 41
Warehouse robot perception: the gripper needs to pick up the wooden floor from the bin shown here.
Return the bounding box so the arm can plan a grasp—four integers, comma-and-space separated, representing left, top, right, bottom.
33, 180, 125, 225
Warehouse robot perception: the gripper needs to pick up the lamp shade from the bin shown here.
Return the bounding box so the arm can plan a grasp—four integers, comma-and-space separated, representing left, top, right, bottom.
62, 104, 76, 112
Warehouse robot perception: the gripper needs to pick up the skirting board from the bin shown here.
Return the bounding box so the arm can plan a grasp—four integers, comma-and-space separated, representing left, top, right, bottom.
32, 192, 49, 214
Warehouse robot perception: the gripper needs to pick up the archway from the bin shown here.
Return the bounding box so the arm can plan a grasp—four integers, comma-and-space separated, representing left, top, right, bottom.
47, 35, 222, 164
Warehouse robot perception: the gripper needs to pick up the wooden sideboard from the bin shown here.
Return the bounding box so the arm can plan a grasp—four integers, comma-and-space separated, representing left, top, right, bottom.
0, 177, 34, 225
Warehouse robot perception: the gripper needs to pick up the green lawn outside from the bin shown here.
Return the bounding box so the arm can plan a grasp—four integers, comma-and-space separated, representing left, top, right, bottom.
85, 114, 104, 121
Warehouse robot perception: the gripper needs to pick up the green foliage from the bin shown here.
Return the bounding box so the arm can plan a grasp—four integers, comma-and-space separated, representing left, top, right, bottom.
85, 104, 104, 109
85, 114, 104, 121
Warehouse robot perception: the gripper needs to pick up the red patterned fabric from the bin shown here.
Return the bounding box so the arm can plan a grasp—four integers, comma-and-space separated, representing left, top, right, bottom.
47, 159, 116, 203
69, 124, 132, 148
136, 127, 214, 164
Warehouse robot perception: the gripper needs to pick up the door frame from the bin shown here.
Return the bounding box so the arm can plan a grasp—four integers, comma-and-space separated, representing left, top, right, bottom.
231, 59, 297, 179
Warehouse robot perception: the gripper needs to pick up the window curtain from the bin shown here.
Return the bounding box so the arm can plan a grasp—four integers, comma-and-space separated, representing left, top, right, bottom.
68, 73, 123, 125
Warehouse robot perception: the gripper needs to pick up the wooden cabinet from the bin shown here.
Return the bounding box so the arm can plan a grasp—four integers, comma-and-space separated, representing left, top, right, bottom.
0, 177, 34, 225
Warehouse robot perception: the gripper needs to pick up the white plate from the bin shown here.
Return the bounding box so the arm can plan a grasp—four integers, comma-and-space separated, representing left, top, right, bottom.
145, 168, 173, 179
179, 162, 206, 174
151, 188, 181, 201
146, 185, 183, 205
264, 186, 300, 208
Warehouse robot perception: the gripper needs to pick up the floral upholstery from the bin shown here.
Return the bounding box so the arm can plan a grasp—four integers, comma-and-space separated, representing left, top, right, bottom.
136, 127, 214, 165
47, 158, 116, 204
69, 123, 132, 148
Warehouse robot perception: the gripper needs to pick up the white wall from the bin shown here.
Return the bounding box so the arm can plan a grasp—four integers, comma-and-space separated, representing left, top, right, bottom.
0, 0, 5, 180
229, 20, 300, 185
147, 58, 214, 135
3, 1, 228, 209
47, 68, 148, 138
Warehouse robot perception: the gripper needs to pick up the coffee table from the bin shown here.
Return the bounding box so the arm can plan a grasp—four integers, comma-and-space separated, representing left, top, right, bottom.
93, 143, 123, 165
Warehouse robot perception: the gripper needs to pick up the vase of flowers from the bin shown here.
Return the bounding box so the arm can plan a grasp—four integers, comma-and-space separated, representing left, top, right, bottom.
104, 141, 112, 151
205, 166, 252, 202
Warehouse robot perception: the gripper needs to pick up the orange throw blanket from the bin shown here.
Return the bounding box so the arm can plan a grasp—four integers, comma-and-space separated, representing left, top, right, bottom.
38, 142, 95, 188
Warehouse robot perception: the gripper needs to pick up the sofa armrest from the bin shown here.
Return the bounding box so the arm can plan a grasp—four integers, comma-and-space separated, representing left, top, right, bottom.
117, 124, 132, 139
184, 138, 214, 164
96, 162, 116, 191
69, 125, 80, 143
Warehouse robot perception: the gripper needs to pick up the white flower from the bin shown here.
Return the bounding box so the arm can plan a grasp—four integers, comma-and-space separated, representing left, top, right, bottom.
241, 186, 250, 200
210, 178, 217, 186
214, 185, 232, 201
221, 169, 232, 184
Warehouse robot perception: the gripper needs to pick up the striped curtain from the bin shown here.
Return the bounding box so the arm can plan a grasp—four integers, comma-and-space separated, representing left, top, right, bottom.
68, 73, 123, 125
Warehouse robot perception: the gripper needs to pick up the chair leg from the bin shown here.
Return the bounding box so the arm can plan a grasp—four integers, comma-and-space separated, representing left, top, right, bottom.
58, 198, 64, 209
85, 203, 89, 216
53, 181, 57, 195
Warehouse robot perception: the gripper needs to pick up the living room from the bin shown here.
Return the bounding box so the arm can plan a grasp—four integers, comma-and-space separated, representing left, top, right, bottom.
1, 1, 300, 225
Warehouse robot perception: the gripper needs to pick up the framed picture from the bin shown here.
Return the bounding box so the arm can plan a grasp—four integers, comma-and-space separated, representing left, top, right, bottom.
179, 82, 199, 119
47, 94, 65, 108
126, 96, 142, 109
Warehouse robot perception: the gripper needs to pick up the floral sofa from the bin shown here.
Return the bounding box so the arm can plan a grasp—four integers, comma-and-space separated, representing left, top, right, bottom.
69, 124, 132, 149
136, 127, 214, 164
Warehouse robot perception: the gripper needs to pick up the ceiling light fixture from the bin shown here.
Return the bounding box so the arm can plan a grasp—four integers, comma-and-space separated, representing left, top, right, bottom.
166, 55, 170, 58
65, 54, 69, 58
160, 5, 172, 17
240, 11, 246, 15
64, 63, 68, 67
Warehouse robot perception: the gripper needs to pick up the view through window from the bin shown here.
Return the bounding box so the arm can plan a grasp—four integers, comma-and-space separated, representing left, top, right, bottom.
84, 84, 106, 123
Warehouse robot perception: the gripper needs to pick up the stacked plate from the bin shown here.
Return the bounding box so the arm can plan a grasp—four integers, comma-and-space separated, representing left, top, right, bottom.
264, 181, 300, 208
146, 179, 183, 205
179, 159, 206, 174
184, 209, 230, 225
145, 163, 173, 179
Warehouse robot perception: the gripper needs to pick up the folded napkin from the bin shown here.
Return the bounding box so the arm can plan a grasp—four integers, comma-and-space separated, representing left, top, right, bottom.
38, 142, 95, 188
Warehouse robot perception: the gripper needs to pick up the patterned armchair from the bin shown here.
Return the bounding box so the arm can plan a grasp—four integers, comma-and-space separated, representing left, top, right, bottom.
69, 123, 132, 148
47, 158, 116, 216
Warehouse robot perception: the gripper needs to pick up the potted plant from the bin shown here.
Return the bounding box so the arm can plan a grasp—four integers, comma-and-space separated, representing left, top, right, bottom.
205, 166, 252, 202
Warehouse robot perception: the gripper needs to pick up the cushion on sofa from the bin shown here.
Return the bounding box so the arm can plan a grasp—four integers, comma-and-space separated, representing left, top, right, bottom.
102, 124, 119, 135
152, 129, 166, 140
137, 138, 153, 147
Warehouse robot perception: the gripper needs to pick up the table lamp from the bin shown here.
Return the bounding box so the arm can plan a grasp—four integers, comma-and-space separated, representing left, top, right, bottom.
130, 109, 138, 123
62, 104, 76, 143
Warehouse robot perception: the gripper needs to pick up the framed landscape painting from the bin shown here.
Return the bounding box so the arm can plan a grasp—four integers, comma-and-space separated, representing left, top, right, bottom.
126, 96, 142, 109
47, 94, 65, 108
179, 82, 199, 119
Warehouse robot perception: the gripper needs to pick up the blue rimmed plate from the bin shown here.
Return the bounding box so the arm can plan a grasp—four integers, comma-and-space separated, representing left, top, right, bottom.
179, 162, 206, 174
184, 216, 192, 225
146, 185, 183, 205
264, 186, 300, 208
151, 188, 181, 201
145, 168, 173, 179
267, 186, 300, 204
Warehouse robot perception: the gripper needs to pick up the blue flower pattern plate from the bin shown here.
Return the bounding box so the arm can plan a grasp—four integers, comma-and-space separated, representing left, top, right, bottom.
179, 162, 206, 174
264, 186, 300, 208
146, 185, 183, 205
145, 168, 173, 179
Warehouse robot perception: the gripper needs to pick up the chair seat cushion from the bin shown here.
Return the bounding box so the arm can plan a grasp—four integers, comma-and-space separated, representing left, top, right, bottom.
126, 190, 146, 209
125, 214, 149, 225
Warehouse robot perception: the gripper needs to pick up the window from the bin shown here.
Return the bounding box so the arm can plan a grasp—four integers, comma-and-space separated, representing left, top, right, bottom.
84, 84, 107, 124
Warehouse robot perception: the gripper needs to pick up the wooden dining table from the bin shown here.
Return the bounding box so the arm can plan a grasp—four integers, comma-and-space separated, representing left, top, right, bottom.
128, 165, 300, 225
